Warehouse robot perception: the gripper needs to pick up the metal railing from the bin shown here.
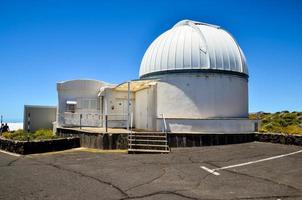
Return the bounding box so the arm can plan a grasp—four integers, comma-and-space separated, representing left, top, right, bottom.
58, 112, 101, 127
57, 112, 129, 129
161, 113, 169, 152
161, 114, 167, 133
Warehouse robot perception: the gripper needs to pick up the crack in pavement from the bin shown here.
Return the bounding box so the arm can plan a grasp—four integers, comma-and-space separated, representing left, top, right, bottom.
231, 194, 302, 199
195, 171, 215, 189
25, 158, 213, 200
120, 190, 202, 200
203, 161, 302, 194
206, 153, 267, 164
172, 167, 187, 181
28, 157, 129, 198
4, 156, 23, 167
125, 167, 167, 192
189, 153, 267, 165
125, 189, 302, 200
227, 169, 302, 194
37, 159, 203, 200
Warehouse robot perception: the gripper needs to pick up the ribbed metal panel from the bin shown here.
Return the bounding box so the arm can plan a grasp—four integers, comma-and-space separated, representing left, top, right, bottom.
139, 20, 248, 78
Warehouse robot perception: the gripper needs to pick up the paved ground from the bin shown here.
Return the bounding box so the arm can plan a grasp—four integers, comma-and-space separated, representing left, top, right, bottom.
0, 142, 301, 200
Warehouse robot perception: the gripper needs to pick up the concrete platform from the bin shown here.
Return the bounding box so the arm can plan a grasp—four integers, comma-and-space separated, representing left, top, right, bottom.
57, 127, 257, 150
0, 142, 301, 200
56, 128, 128, 149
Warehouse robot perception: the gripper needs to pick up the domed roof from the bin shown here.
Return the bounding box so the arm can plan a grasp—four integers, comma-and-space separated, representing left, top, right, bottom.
139, 20, 248, 78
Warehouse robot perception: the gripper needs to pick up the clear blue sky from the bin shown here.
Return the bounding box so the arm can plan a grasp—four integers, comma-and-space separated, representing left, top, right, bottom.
0, 0, 301, 122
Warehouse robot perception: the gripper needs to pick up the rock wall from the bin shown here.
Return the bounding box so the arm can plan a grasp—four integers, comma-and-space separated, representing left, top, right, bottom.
255, 133, 302, 146
0, 137, 80, 155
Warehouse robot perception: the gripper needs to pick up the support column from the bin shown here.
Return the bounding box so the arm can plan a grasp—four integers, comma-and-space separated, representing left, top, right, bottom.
127, 81, 130, 131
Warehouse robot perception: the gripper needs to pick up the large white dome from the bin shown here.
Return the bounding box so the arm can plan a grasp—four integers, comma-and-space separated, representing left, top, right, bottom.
140, 20, 248, 78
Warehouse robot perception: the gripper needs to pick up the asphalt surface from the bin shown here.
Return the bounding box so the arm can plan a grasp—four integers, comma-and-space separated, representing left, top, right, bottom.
0, 142, 301, 200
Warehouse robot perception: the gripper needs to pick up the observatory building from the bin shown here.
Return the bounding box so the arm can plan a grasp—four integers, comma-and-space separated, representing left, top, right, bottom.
56, 20, 257, 134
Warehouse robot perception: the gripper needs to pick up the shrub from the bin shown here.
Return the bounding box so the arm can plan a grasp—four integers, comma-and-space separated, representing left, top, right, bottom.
2, 129, 31, 141
33, 129, 57, 140
251, 111, 302, 135
249, 113, 258, 120
1, 129, 58, 141
2, 132, 12, 139
283, 125, 302, 134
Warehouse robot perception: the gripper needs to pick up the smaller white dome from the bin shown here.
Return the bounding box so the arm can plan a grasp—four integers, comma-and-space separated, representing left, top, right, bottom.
57, 79, 107, 92
140, 20, 248, 78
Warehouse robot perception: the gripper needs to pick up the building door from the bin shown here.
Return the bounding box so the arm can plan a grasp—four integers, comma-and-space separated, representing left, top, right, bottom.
135, 89, 149, 130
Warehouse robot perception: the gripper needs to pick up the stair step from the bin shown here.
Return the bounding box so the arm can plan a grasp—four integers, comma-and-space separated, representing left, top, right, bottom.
129, 135, 166, 138
129, 144, 168, 147
128, 139, 167, 142
130, 133, 166, 136
128, 145, 169, 150
133, 132, 166, 134
128, 132, 170, 154
128, 149, 170, 153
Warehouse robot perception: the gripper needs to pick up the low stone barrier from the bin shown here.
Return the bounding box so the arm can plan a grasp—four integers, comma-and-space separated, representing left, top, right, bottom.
0, 137, 80, 155
56, 128, 128, 149
255, 133, 302, 146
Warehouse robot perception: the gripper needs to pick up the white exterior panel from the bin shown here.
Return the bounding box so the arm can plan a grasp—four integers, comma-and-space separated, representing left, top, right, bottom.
156, 118, 257, 133
156, 73, 248, 119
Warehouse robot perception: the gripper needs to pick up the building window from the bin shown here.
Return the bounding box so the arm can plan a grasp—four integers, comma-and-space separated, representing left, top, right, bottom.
77, 98, 98, 110
66, 101, 77, 113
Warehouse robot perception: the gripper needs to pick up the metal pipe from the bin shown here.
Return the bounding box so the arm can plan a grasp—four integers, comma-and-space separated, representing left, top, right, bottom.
162, 113, 167, 132
105, 115, 108, 133
80, 114, 82, 129
127, 81, 130, 131
130, 112, 133, 133
101, 96, 104, 127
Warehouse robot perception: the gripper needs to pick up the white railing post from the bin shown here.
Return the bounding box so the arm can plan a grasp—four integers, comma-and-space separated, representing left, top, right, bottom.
161, 114, 167, 133
161, 113, 169, 151
127, 81, 130, 131
130, 112, 133, 133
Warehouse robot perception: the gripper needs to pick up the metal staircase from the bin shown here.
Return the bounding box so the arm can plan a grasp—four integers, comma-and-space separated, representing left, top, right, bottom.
128, 114, 170, 154
128, 132, 170, 153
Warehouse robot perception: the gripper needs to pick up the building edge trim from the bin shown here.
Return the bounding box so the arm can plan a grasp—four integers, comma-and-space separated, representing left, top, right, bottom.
140, 69, 249, 80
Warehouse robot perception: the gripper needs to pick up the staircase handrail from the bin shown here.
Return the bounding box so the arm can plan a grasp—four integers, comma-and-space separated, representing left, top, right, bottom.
161, 114, 167, 133
161, 114, 169, 151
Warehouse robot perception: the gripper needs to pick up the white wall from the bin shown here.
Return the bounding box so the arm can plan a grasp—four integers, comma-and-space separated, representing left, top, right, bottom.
57, 80, 107, 127
23, 105, 57, 132
156, 73, 248, 119
156, 118, 257, 133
